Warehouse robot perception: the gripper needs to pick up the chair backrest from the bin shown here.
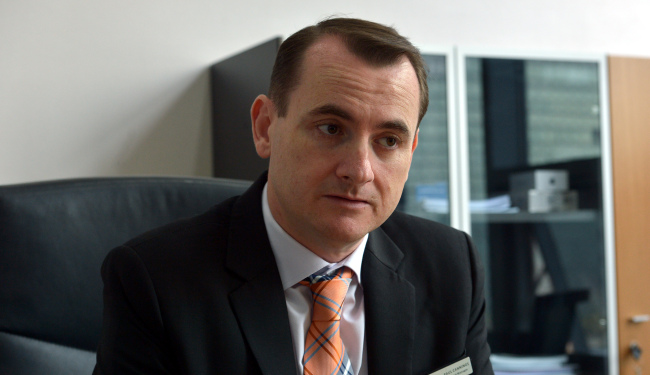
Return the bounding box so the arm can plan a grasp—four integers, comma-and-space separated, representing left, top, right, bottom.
0, 176, 251, 375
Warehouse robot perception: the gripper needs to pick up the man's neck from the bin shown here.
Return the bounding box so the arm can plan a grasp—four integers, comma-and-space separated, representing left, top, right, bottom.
303, 239, 362, 263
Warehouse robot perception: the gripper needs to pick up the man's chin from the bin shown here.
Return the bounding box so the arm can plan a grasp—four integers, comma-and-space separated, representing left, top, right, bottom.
320, 220, 376, 246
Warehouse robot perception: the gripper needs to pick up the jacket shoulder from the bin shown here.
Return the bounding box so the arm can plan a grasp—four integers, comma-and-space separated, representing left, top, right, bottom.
382, 210, 467, 246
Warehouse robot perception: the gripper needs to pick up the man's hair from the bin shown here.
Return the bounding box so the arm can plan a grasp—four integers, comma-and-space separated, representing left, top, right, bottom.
268, 17, 429, 125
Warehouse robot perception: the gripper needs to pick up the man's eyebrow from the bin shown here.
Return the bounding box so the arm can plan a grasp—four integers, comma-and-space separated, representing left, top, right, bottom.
307, 104, 354, 121
307, 104, 412, 138
377, 121, 411, 138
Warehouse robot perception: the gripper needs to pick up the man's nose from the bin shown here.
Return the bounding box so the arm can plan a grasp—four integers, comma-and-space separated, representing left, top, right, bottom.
336, 142, 375, 184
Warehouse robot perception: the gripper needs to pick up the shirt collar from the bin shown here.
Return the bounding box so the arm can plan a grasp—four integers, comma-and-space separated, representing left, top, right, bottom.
262, 183, 366, 290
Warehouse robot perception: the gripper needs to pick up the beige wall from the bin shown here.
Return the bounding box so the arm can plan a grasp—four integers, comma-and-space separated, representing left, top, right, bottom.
2, 0, 649, 184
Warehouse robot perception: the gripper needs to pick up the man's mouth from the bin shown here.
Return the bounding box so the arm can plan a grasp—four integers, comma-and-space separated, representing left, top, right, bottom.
325, 194, 370, 206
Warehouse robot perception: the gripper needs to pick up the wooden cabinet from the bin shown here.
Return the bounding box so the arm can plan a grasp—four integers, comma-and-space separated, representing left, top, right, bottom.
609, 56, 650, 375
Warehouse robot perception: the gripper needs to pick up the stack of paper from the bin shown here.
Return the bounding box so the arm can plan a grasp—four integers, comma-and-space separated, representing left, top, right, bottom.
490, 354, 576, 375
420, 194, 518, 214
468, 195, 517, 213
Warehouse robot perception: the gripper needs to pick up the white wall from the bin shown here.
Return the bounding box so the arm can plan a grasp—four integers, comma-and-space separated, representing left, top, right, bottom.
2, 0, 649, 184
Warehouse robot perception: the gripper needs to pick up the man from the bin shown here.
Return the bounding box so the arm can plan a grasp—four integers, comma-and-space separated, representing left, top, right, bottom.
94, 17, 493, 375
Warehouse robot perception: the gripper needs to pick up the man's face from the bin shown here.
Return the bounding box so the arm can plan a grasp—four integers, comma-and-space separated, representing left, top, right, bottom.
252, 35, 420, 261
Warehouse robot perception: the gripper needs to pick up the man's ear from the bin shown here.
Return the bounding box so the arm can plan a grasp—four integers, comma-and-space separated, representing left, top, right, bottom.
411, 128, 419, 153
251, 95, 274, 159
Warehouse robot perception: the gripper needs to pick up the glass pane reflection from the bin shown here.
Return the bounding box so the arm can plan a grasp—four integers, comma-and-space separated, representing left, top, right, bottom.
466, 56, 608, 373
400, 54, 450, 226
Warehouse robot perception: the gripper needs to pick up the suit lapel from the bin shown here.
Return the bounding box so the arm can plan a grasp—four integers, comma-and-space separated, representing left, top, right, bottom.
226, 175, 296, 375
363, 227, 416, 375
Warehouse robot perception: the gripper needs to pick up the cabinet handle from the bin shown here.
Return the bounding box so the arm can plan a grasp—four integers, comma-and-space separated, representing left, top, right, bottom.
630, 315, 650, 323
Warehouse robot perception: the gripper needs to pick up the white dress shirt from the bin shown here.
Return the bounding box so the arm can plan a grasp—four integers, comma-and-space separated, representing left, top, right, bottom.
261, 183, 368, 375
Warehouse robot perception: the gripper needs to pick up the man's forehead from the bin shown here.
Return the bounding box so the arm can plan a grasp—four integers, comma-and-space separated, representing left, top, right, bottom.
303, 34, 346, 60
303, 36, 416, 88
290, 37, 420, 125
301, 34, 409, 72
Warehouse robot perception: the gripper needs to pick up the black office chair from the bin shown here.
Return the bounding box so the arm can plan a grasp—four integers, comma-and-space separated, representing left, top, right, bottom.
0, 176, 251, 375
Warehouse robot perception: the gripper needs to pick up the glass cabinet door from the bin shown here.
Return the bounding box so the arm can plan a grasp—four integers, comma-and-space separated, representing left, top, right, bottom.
460, 53, 613, 375
399, 53, 452, 227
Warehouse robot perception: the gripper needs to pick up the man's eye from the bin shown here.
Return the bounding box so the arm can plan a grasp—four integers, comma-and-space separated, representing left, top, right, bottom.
378, 136, 399, 148
317, 124, 340, 135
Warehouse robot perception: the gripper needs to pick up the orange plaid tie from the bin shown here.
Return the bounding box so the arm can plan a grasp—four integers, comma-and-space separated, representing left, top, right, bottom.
301, 267, 354, 375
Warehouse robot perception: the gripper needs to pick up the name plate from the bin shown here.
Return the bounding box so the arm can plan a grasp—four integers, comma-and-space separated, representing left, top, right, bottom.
430, 356, 473, 375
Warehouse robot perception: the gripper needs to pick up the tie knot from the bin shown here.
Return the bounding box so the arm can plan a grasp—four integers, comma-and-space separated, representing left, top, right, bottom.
302, 267, 353, 322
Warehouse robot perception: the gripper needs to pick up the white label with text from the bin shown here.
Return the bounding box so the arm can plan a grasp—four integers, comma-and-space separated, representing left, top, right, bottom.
430, 356, 473, 375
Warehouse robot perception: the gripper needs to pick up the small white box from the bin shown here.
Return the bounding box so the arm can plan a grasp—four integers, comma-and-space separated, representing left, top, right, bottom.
509, 170, 568, 192
510, 189, 578, 213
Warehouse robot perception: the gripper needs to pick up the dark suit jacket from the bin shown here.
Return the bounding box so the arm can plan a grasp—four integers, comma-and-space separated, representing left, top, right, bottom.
94, 174, 493, 375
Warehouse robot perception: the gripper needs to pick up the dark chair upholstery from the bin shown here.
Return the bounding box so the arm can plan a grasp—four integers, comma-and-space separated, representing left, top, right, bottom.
0, 176, 251, 375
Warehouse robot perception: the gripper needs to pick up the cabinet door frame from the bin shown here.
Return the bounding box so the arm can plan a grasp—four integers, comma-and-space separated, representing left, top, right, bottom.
415, 46, 459, 228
